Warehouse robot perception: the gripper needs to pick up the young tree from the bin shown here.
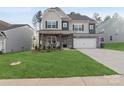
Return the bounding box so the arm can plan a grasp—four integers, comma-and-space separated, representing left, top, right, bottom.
32, 11, 42, 50
32, 10, 42, 30
104, 15, 111, 22
93, 13, 102, 25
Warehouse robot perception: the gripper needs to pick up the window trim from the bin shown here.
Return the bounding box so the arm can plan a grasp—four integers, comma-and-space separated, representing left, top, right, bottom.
46, 20, 58, 29
73, 24, 84, 31
89, 24, 94, 30
63, 22, 68, 28
62, 21, 69, 30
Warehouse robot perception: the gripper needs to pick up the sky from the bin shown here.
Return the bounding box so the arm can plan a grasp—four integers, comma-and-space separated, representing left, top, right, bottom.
0, 7, 124, 27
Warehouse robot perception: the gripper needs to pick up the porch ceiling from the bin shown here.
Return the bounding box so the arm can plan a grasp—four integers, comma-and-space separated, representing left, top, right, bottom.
39, 30, 101, 37
39, 30, 74, 35
73, 33, 101, 38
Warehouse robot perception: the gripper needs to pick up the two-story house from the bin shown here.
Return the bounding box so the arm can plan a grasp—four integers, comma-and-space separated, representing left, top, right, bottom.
37, 7, 100, 49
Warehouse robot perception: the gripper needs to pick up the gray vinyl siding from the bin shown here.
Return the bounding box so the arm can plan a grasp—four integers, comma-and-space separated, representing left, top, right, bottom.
96, 18, 124, 43
5, 26, 33, 53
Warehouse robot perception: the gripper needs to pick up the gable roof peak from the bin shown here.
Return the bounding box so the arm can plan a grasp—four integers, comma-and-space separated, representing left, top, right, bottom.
44, 7, 69, 19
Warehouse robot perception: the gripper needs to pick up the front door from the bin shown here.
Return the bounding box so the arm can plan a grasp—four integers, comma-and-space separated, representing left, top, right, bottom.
63, 39, 67, 47
62, 36, 67, 48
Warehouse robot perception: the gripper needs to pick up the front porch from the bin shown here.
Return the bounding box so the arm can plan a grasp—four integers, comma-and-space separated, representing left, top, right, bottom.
39, 31, 73, 50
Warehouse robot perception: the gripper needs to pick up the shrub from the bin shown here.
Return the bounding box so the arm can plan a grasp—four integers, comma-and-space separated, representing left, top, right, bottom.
0, 51, 3, 55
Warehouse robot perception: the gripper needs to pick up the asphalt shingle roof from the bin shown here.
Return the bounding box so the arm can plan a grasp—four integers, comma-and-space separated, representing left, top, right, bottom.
68, 13, 95, 22
45, 7, 69, 19
0, 24, 27, 31
0, 20, 29, 31
0, 20, 11, 30
0, 24, 25, 30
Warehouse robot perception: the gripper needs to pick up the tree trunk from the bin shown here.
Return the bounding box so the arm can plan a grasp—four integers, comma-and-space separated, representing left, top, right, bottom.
39, 22, 41, 30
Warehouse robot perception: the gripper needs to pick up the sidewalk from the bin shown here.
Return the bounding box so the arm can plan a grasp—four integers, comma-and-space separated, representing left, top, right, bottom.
0, 75, 124, 86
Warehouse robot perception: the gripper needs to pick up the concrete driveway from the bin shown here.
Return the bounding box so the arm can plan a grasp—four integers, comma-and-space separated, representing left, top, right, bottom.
77, 49, 124, 75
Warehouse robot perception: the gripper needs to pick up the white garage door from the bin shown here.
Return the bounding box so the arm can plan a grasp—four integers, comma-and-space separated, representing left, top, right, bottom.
73, 38, 97, 48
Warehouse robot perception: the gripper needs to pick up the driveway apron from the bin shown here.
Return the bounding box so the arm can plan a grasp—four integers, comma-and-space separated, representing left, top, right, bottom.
77, 49, 124, 75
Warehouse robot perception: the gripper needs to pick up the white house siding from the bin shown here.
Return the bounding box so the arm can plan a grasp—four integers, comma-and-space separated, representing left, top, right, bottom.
42, 11, 62, 30
69, 20, 89, 33
5, 26, 33, 53
0, 34, 5, 52
0, 35, 2, 51
0, 40, 2, 51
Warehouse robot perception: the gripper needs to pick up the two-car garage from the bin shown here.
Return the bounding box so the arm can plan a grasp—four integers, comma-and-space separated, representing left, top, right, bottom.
73, 38, 97, 49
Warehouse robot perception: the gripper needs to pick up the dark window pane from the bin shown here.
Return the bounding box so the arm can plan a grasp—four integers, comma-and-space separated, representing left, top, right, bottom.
79, 27, 82, 31
48, 25, 51, 28
52, 25, 56, 28
56, 21, 58, 28
45, 21, 47, 28
90, 25, 94, 30
101, 37, 104, 42
110, 36, 112, 41
82, 25, 84, 31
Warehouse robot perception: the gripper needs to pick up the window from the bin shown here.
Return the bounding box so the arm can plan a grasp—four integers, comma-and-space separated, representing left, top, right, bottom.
110, 36, 112, 41
74, 25, 78, 31
101, 37, 104, 42
89, 25, 94, 30
73, 25, 84, 31
62, 21, 68, 30
63, 22, 67, 28
46, 21, 58, 28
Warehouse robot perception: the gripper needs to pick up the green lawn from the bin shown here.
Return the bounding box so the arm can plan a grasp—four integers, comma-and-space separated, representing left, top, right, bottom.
0, 50, 117, 79
104, 42, 124, 51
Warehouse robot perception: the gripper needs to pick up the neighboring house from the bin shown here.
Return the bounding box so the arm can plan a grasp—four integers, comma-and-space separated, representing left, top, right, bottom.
96, 17, 124, 43
36, 7, 101, 49
0, 20, 34, 53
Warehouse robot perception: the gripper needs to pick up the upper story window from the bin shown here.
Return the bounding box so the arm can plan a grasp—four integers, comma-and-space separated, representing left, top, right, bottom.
73, 25, 84, 31
63, 22, 68, 28
62, 21, 68, 30
46, 21, 58, 29
89, 25, 94, 30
